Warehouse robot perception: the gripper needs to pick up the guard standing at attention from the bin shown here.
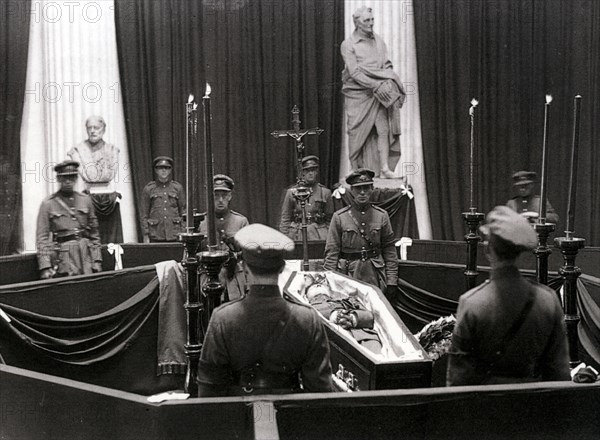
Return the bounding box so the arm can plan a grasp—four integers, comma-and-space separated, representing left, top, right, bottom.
141, 156, 186, 242
323, 168, 398, 297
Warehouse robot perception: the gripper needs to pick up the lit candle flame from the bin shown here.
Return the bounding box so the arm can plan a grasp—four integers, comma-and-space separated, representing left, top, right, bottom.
204, 83, 211, 98
545, 94, 553, 104
469, 98, 478, 116
188, 94, 194, 103
193, 103, 198, 110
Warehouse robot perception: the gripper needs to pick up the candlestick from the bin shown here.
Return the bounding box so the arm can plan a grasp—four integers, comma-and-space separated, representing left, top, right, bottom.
468, 98, 478, 211
565, 95, 582, 237
185, 94, 196, 232
202, 83, 217, 247
538, 94, 552, 223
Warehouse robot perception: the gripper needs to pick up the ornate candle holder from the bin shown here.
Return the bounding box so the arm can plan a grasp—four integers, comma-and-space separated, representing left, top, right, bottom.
554, 234, 585, 368
533, 221, 555, 285
178, 230, 204, 397
462, 208, 485, 290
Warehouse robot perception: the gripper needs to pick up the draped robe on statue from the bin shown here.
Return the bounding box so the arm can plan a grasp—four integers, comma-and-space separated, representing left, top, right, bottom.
341, 31, 406, 172
68, 140, 123, 243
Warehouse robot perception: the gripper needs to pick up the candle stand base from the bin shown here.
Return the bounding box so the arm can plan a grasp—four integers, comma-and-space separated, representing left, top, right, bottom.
293, 181, 312, 272
178, 232, 204, 397
554, 236, 585, 368
462, 210, 485, 291
199, 248, 229, 331
533, 222, 555, 285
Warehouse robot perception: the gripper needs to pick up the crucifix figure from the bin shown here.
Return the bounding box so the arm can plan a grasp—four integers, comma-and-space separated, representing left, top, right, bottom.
271, 106, 324, 271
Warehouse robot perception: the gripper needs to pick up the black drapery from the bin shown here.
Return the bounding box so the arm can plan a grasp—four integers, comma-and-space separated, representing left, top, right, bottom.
114, 0, 205, 240
114, 1, 344, 237
0, 0, 31, 255
414, 0, 600, 245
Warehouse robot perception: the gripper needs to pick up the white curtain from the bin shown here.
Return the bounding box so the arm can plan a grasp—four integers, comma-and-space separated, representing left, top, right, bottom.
341, 1, 432, 239
20, 0, 137, 253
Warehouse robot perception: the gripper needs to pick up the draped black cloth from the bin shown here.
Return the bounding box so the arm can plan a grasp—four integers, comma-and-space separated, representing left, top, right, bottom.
114, 1, 344, 238
91, 193, 124, 244
0, 276, 158, 365
0, 0, 31, 255
414, 0, 600, 245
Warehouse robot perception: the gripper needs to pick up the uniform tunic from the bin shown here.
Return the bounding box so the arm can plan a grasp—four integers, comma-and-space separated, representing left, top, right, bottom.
198, 210, 249, 300
506, 195, 559, 224
141, 179, 185, 242
36, 191, 102, 275
279, 183, 334, 241
447, 265, 570, 386
323, 204, 398, 291
197, 284, 333, 395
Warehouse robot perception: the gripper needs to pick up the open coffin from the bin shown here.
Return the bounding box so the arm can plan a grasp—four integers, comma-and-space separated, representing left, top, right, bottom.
281, 267, 432, 391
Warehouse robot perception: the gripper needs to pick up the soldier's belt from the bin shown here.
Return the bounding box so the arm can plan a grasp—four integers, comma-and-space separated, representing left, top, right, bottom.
340, 248, 381, 261
55, 229, 85, 243
232, 366, 300, 395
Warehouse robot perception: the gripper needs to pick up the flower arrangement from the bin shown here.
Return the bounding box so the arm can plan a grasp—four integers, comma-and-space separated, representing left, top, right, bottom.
415, 315, 456, 361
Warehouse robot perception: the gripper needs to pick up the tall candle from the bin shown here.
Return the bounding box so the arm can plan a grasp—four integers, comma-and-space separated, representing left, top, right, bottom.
565, 95, 582, 235
538, 94, 552, 222
469, 98, 478, 211
203, 83, 217, 247
185, 94, 195, 232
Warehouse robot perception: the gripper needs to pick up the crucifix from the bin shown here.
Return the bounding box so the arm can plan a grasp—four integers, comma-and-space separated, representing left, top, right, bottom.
271, 105, 324, 271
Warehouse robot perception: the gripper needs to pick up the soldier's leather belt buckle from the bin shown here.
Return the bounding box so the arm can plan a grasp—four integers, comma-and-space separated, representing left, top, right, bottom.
55, 229, 83, 243
341, 248, 380, 262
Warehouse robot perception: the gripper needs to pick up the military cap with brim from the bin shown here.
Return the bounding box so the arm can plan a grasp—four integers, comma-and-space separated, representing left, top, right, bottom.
55, 160, 80, 176
234, 223, 294, 270
213, 174, 234, 191
153, 156, 173, 168
301, 155, 320, 170
512, 170, 537, 186
346, 168, 375, 187
479, 205, 537, 251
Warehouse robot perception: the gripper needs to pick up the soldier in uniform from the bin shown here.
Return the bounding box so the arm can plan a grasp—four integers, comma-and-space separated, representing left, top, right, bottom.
197, 223, 334, 397
447, 206, 570, 386
506, 170, 559, 224
323, 168, 398, 296
198, 174, 249, 301
36, 160, 102, 279
141, 156, 186, 242
279, 155, 334, 241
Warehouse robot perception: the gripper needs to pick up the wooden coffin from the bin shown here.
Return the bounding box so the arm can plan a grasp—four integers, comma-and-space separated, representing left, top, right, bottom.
281, 269, 432, 391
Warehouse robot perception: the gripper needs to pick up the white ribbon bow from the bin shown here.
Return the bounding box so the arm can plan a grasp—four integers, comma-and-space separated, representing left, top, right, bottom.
107, 243, 124, 270
332, 185, 346, 199
399, 184, 414, 200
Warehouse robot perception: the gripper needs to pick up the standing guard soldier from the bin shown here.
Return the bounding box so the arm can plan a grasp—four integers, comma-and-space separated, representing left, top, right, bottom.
36, 160, 102, 279
506, 171, 559, 224
141, 156, 186, 242
197, 223, 333, 396
279, 155, 334, 241
323, 168, 398, 297
198, 174, 249, 300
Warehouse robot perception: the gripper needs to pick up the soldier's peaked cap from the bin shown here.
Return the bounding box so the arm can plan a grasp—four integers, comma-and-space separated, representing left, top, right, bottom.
512, 170, 537, 186
479, 205, 537, 251
301, 155, 320, 170
234, 224, 294, 269
55, 160, 80, 176
213, 174, 234, 191
346, 168, 375, 186
153, 156, 173, 168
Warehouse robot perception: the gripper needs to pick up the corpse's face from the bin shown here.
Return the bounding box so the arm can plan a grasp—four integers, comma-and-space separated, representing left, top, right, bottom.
351, 184, 374, 205
86, 120, 106, 145
214, 190, 232, 214
58, 175, 78, 193
301, 167, 319, 185
356, 11, 374, 35
516, 183, 534, 198
155, 166, 172, 183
